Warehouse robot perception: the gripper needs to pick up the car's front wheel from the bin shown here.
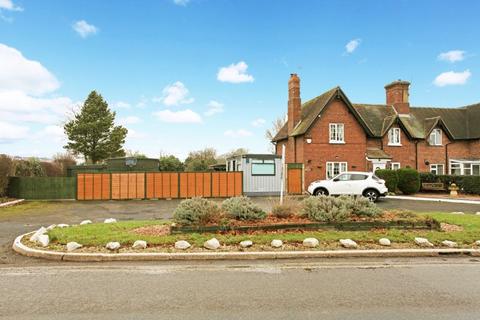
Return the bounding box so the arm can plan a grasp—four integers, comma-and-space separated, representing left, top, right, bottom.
314, 188, 329, 196
363, 189, 379, 202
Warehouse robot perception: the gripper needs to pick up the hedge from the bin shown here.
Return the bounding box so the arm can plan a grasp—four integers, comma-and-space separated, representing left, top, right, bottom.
397, 168, 420, 195
419, 173, 480, 195
375, 169, 398, 193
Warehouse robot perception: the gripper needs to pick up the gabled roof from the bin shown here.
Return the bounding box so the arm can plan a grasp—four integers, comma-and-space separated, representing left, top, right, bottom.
272, 87, 480, 142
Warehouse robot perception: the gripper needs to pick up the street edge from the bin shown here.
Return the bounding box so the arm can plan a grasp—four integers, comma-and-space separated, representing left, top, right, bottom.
12, 232, 480, 262
0, 199, 25, 208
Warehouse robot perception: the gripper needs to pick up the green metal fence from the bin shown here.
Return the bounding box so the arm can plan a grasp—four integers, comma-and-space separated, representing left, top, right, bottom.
8, 177, 76, 199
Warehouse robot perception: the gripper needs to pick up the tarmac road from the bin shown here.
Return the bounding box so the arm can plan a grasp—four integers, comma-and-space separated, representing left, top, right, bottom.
1, 257, 480, 320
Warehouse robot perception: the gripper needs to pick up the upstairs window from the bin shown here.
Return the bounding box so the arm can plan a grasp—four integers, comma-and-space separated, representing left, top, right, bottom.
388, 128, 401, 146
329, 123, 344, 143
429, 129, 442, 146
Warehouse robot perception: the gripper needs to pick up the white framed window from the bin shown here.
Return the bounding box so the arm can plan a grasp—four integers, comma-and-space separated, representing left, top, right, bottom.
326, 162, 347, 179
388, 128, 401, 146
329, 123, 345, 143
430, 164, 444, 175
251, 159, 275, 176
449, 160, 480, 176
450, 162, 462, 175
391, 162, 401, 170
429, 129, 442, 146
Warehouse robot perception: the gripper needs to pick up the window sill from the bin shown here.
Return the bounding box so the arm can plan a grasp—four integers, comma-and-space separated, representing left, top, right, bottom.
428, 144, 443, 147
387, 143, 402, 147
329, 141, 345, 144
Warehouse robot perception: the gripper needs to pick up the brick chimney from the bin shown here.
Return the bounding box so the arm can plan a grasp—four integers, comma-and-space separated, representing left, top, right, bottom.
288, 73, 301, 134
385, 80, 410, 114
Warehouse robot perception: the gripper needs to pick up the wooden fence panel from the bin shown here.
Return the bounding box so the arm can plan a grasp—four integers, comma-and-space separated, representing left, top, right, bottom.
162, 173, 171, 198
93, 174, 102, 200
111, 173, 120, 199
84, 173, 93, 200
170, 173, 179, 198
234, 172, 242, 196
77, 174, 85, 200
203, 173, 212, 198
136, 173, 145, 199
101, 174, 110, 199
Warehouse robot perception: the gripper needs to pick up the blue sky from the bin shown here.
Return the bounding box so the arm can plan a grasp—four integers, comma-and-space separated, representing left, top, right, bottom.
0, 0, 479, 160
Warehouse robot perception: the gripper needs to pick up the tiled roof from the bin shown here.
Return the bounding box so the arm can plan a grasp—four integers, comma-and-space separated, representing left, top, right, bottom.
366, 148, 392, 159
272, 87, 480, 142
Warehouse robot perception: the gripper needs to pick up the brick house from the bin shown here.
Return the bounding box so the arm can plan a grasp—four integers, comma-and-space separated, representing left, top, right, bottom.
272, 74, 480, 189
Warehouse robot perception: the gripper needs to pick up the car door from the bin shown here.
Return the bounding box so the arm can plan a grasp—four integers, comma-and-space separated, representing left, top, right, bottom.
349, 173, 368, 195
330, 173, 351, 194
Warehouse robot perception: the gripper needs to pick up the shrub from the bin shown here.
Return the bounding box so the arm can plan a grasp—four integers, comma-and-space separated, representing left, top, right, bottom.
419, 173, 480, 195
0, 154, 14, 197
271, 197, 300, 218
344, 196, 382, 217
222, 196, 266, 220
173, 197, 222, 226
375, 169, 398, 193
397, 168, 420, 195
300, 196, 351, 222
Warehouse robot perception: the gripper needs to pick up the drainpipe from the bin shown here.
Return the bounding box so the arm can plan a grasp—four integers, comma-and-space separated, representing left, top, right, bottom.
415, 141, 419, 170
445, 142, 452, 174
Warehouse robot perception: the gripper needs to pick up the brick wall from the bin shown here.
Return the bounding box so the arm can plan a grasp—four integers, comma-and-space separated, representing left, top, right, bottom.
381, 126, 416, 169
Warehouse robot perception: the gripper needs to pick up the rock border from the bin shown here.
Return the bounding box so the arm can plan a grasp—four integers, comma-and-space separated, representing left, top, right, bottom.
12, 232, 480, 262
0, 199, 25, 208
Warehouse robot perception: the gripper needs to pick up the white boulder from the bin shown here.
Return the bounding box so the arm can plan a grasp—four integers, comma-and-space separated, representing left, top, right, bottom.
80, 220, 92, 225
37, 234, 49, 247
339, 239, 358, 248
104, 218, 117, 224
57, 224, 69, 228
46, 224, 56, 231
270, 239, 283, 248
475, 240, 480, 246
29, 227, 47, 242
204, 238, 221, 250
106, 242, 121, 251
450, 212, 465, 215
441, 240, 458, 248
379, 238, 391, 246
415, 237, 434, 247
303, 238, 319, 248
66, 242, 82, 252
175, 240, 191, 250
240, 240, 253, 248
132, 240, 147, 249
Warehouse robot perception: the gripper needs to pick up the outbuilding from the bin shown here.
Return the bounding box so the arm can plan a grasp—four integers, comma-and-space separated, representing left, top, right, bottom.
226, 154, 283, 196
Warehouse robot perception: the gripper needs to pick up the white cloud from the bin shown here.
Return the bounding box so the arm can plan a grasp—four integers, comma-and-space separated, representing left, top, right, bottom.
217, 61, 254, 83
154, 109, 202, 123
0, 0, 23, 11
204, 100, 224, 116
118, 116, 141, 125
251, 118, 266, 127
438, 50, 466, 63
36, 125, 65, 143
0, 121, 29, 142
0, 43, 60, 95
345, 38, 361, 54
224, 129, 253, 138
114, 101, 131, 109
153, 81, 194, 106
127, 128, 148, 139
433, 70, 471, 87
173, 0, 189, 6
72, 20, 98, 38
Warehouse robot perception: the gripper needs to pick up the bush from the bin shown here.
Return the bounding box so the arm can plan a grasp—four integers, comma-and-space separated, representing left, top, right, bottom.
375, 169, 398, 193
397, 168, 420, 195
300, 195, 351, 222
222, 196, 266, 220
0, 154, 14, 197
173, 197, 222, 226
271, 197, 300, 218
344, 196, 382, 217
419, 173, 480, 195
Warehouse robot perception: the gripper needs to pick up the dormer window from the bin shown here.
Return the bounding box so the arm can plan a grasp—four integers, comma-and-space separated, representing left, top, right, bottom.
329, 123, 344, 143
388, 128, 401, 146
429, 129, 442, 146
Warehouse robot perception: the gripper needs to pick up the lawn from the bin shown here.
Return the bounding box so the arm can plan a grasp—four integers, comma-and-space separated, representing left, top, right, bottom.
45, 212, 480, 249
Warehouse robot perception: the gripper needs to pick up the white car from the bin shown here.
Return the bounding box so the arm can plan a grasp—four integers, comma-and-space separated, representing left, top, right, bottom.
307, 171, 388, 202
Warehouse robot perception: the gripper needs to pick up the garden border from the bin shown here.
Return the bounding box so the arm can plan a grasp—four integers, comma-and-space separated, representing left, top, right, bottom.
13, 232, 480, 262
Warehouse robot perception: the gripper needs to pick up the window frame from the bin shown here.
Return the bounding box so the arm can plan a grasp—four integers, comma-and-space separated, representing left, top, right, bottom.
250, 158, 276, 176
329, 123, 345, 144
430, 164, 445, 175
429, 129, 442, 146
391, 162, 401, 170
326, 161, 348, 179
388, 127, 401, 146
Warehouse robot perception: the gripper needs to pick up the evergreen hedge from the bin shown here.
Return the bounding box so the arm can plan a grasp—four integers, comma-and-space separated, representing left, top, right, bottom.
397, 168, 420, 195
419, 173, 480, 194
375, 169, 398, 193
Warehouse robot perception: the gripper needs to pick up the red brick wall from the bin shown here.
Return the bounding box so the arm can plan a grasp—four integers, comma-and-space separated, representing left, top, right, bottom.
302, 98, 368, 185
381, 125, 416, 169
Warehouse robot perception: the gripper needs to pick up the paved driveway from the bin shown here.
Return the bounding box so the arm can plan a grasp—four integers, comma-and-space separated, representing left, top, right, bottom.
1, 197, 479, 266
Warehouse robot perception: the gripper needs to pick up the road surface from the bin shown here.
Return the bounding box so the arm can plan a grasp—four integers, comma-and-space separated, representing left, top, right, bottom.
1, 257, 480, 319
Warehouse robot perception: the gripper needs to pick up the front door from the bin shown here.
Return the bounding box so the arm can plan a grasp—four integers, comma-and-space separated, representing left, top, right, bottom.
370, 161, 387, 172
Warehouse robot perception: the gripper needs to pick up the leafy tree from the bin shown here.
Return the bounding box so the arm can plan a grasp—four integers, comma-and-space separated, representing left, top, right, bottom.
14, 158, 46, 177
53, 152, 77, 175
184, 148, 217, 171
64, 91, 128, 164
0, 154, 14, 197
159, 155, 184, 172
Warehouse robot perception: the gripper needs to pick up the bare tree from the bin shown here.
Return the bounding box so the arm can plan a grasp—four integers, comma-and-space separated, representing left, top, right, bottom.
265, 116, 286, 152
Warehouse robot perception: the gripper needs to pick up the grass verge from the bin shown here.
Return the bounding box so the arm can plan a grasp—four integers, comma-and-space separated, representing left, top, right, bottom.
45, 212, 480, 249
